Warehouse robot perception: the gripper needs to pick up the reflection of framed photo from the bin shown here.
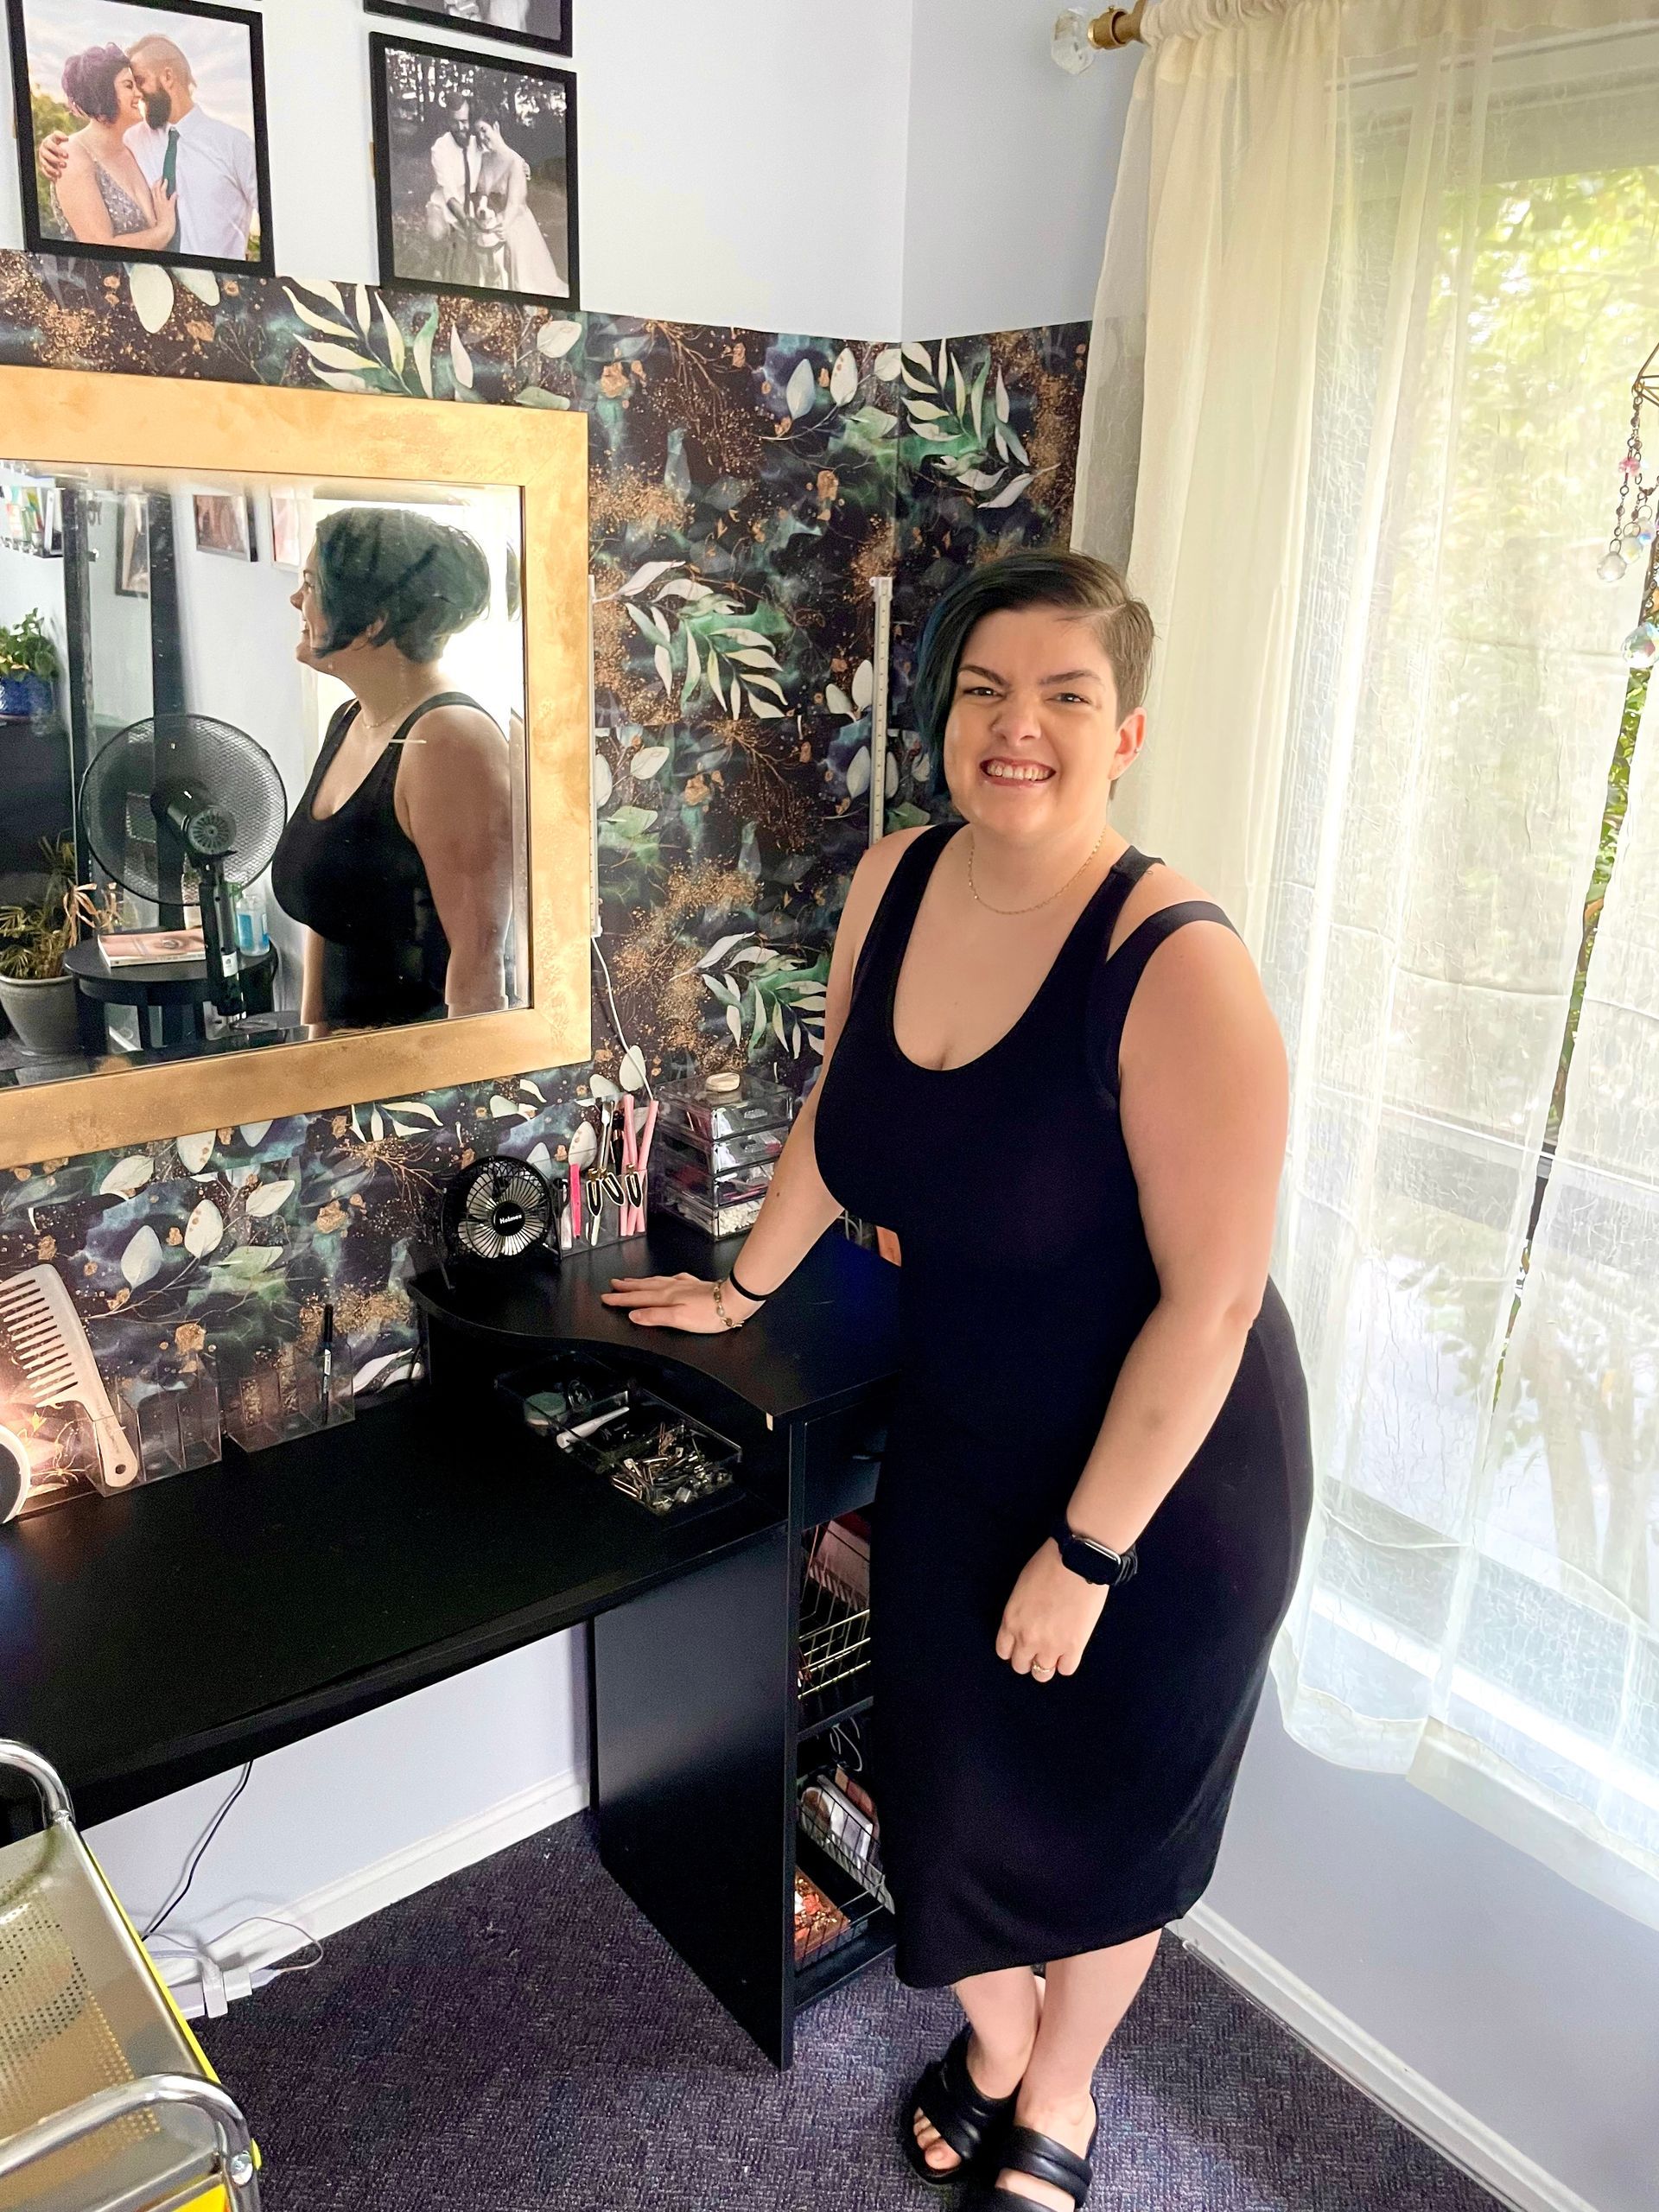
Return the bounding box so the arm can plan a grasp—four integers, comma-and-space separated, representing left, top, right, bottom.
365, 1, 569, 59
267, 486, 301, 569
116, 490, 150, 594
5, 0, 275, 276
192, 488, 254, 560
369, 32, 578, 310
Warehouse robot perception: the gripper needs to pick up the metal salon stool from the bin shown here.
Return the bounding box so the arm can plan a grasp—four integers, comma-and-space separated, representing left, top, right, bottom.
0, 1742, 261, 2212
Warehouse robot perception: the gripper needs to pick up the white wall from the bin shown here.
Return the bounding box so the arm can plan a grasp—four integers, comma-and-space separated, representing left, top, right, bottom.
901, 0, 1134, 337
89, 1631, 588, 1973
1205, 1694, 1659, 2212
0, 1, 1136, 340
0, 510, 66, 660
0, 0, 916, 340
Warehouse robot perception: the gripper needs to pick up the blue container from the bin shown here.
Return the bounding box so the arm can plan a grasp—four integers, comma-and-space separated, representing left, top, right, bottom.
0, 673, 52, 721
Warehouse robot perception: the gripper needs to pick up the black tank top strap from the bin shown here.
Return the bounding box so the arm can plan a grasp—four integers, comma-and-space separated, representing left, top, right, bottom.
390, 689, 480, 742
1086, 885, 1238, 1108
849, 823, 956, 1000
357, 690, 486, 818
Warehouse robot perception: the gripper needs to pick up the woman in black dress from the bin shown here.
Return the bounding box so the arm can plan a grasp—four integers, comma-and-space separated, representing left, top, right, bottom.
604, 550, 1313, 2212
270, 506, 513, 1031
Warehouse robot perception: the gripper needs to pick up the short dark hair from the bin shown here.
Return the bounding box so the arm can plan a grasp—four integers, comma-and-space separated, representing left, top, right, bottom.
61, 44, 131, 125
912, 548, 1155, 747
312, 507, 491, 661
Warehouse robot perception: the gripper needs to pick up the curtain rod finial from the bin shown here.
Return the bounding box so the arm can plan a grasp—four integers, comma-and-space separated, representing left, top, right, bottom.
1052, 3, 1146, 73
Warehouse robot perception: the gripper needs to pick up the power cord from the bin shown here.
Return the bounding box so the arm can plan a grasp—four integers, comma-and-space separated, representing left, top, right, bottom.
590, 933, 652, 1098
143, 1762, 253, 1939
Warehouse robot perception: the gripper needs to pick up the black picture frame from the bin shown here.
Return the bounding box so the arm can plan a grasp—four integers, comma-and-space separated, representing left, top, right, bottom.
365, 0, 570, 60
369, 30, 579, 312
5, 0, 275, 278
190, 488, 256, 561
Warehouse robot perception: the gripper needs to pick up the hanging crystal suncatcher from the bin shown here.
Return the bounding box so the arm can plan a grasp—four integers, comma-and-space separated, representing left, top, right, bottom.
1599, 340, 1659, 668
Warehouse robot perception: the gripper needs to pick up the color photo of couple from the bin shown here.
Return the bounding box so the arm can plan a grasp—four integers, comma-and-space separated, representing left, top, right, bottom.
10, 0, 270, 270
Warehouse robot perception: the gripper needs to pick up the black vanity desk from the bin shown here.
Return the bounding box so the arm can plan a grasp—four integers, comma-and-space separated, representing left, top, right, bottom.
411, 1218, 900, 2066
0, 1221, 899, 2068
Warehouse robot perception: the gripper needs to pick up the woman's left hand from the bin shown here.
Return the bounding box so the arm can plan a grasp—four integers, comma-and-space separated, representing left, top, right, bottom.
996, 1540, 1109, 1680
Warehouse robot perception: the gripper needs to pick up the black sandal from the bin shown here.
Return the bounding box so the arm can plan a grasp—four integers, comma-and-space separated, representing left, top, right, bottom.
977, 2101, 1098, 2209
900, 2024, 1018, 2188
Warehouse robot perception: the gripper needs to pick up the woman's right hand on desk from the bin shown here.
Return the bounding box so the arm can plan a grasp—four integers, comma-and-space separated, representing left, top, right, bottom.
601, 1272, 760, 1332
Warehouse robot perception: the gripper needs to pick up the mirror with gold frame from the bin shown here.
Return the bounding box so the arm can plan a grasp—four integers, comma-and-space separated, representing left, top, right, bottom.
0, 365, 591, 1170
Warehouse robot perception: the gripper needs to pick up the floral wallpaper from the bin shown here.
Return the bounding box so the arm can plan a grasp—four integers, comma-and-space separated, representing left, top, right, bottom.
0, 248, 1087, 1516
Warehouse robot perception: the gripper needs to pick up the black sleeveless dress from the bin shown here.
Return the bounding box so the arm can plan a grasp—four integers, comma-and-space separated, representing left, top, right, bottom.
270, 692, 477, 1028
810, 824, 1314, 1988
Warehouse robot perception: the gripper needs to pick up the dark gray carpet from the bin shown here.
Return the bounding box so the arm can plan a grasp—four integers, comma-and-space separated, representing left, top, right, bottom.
199, 1812, 1501, 2211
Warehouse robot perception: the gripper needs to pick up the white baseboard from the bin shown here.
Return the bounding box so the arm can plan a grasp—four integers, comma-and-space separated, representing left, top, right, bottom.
1171, 1903, 1599, 2212
161, 1764, 589, 2016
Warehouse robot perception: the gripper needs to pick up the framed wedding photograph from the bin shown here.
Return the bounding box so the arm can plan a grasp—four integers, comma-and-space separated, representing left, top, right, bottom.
369, 31, 578, 310
365, 1, 570, 60
5, 0, 274, 274
191, 486, 254, 560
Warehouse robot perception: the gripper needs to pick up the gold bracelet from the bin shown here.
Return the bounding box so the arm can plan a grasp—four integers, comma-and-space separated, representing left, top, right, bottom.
711, 1280, 742, 1331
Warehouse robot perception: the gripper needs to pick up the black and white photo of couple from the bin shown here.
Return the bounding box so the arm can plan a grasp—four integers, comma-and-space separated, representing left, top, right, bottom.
365, 0, 569, 60
10, 0, 269, 269
423, 90, 563, 296
372, 34, 575, 308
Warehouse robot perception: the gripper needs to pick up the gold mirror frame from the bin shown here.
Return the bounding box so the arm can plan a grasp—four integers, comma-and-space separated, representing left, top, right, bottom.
0, 365, 592, 1171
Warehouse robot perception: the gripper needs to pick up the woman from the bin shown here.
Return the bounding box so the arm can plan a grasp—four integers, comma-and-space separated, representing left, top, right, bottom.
473, 110, 566, 296
270, 506, 513, 1032
48, 45, 176, 251
603, 550, 1313, 2211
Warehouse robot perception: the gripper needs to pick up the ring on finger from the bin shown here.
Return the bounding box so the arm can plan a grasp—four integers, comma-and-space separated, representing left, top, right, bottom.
1030, 1662, 1056, 1681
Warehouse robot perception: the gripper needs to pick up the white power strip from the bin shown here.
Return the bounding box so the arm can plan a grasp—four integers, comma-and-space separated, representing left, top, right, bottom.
159, 1948, 263, 2020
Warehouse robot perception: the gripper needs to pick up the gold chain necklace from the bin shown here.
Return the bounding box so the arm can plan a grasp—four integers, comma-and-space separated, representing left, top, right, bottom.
353, 685, 445, 747
966, 820, 1109, 916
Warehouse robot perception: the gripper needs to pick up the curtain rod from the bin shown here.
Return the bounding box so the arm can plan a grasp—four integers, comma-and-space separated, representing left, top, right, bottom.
1073, 4, 1148, 49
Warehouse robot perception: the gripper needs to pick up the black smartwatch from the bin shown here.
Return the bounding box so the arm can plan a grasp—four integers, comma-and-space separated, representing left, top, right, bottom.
1050, 1516, 1139, 1589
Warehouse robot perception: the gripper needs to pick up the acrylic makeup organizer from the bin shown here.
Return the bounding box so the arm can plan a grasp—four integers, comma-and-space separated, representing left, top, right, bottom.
649, 1071, 794, 1239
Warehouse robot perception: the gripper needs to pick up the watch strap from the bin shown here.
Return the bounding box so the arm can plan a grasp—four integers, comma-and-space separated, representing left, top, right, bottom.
1051, 1516, 1138, 1588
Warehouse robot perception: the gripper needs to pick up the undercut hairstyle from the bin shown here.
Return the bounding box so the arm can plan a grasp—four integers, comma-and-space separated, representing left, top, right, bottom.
912, 548, 1155, 747
312, 507, 492, 662
60, 44, 131, 124
128, 35, 194, 87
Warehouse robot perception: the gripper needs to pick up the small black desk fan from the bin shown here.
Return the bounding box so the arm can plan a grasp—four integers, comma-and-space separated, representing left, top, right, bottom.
79, 713, 287, 1019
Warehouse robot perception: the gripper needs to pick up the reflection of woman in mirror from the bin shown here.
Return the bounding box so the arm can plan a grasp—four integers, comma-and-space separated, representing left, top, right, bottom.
269, 508, 513, 1032
50, 46, 177, 249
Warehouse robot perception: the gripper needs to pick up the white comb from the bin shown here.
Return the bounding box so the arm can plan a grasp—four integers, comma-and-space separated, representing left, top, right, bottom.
0, 1264, 140, 1493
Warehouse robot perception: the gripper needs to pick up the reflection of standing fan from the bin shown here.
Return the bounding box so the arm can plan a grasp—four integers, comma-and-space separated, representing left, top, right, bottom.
79, 713, 287, 1019
444, 1158, 556, 1264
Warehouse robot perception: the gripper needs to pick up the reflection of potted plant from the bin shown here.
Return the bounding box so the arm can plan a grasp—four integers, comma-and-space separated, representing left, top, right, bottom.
0, 611, 60, 721
0, 839, 116, 1058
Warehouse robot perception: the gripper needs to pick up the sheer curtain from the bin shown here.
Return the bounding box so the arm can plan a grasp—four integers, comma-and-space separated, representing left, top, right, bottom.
1074, 0, 1659, 1923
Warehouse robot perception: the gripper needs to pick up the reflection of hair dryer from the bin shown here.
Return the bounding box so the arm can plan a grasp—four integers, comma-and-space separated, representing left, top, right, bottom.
153, 779, 244, 1015
79, 713, 288, 1025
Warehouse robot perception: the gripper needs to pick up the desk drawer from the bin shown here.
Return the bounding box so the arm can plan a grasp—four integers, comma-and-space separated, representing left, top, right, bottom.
798, 1390, 888, 1528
